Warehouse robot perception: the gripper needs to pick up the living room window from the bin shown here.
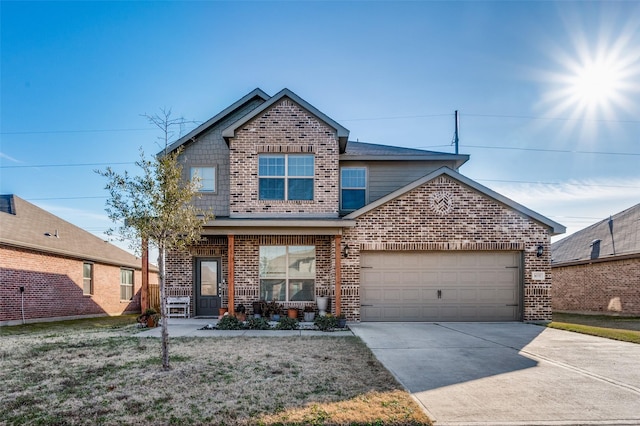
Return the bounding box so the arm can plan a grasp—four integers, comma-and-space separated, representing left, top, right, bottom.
258, 154, 314, 200
341, 167, 367, 210
83, 263, 93, 295
190, 166, 216, 192
120, 268, 134, 301
259, 245, 315, 301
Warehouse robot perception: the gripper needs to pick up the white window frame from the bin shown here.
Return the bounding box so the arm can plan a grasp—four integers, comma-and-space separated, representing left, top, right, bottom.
258, 154, 314, 201
120, 268, 134, 301
259, 245, 316, 302
190, 166, 216, 193
83, 262, 93, 295
340, 167, 367, 211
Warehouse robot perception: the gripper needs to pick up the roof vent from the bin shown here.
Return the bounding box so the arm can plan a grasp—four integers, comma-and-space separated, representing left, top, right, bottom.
590, 239, 601, 260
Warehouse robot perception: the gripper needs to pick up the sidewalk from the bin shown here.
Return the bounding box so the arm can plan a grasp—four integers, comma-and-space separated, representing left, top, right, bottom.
134, 317, 354, 338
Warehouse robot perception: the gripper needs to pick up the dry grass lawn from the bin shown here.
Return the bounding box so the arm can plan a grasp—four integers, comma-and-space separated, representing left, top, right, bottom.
0, 316, 431, 425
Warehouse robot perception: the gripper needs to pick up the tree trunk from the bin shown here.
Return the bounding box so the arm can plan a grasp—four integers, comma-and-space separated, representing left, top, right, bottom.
159, 245, 170, 370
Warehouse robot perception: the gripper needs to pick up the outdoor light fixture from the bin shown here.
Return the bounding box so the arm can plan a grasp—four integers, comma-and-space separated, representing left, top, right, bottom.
343, 244, 350, 258
536, 245, 544, 257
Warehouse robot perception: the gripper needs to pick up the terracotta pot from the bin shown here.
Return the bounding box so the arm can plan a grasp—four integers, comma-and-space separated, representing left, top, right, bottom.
219, 308, 228, 317
287, 308, 298, 319
236, 313, 247, 322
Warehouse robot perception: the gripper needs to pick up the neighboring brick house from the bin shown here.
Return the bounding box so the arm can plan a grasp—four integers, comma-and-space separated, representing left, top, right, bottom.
551, 203, 640, 316
0, 194, 158, 325
164, 88, 564, 322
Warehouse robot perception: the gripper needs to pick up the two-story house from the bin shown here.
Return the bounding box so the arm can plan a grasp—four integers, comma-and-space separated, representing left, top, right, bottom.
163, 88, 565, 322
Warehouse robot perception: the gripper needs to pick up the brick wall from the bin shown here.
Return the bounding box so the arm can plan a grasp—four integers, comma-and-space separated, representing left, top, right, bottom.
1, 245, 141, 325
552, 257, 640, 315
342, 175, 553, 322
228, 98, 340, 216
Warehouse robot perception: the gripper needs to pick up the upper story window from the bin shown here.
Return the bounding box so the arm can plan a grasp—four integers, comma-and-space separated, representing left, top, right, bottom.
190, 167, 216, 193
83, 263, 93, 295
341, 167, 367, 210
258, 154, 314, 201
120, 268, 134, 301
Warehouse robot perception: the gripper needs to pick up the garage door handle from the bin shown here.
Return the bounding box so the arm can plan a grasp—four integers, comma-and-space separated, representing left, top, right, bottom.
505, 266, 519, 269
437, 290, 442, 299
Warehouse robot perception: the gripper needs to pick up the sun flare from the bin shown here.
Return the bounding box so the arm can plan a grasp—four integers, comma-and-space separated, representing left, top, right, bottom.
569, 60, 623, 108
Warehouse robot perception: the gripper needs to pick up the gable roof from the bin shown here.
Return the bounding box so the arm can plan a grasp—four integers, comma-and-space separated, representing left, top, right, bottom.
0, 195, 145, 269
162, 88, 270, 155
222, 88, 350, 153
552, 203, 640, 265
345, 167, 565, 235
341, 141, 469, 168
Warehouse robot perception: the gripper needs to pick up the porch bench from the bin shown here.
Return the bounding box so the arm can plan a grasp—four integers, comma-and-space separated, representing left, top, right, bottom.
166, 296, 190, 318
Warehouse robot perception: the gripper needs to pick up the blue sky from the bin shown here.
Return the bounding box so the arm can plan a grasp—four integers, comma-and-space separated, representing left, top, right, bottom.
1, 1, 639, 252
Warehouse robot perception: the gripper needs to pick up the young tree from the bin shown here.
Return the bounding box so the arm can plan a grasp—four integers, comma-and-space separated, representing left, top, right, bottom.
97, 111, 211, 370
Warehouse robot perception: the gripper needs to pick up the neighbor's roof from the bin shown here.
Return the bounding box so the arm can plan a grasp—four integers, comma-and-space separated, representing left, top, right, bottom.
345, 167, 566, 236
0, 194, 145, 269
341, 141, 469, 168
552, 203, 640, 265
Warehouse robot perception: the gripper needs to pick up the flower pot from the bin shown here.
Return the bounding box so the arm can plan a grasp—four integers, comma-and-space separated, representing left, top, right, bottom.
303, 311, 315, 322
287, 308, 298, 319
219, 308, 228, 317
337, 318, 347, 328
316, 296, 329, 316
147, 317, 156, 328
236, 313, 247, 322
271, 314, 280, 321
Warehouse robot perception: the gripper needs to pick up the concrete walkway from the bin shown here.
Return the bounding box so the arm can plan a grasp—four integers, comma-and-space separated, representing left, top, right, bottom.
349, 322, 640, 426
134, 318, 354, 337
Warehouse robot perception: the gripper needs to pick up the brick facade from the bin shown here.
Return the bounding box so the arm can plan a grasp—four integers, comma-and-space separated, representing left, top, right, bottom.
552, 257, 640, 315
229, 98, 340, 217
342, 175, 553, 322
0, 245, 143, 325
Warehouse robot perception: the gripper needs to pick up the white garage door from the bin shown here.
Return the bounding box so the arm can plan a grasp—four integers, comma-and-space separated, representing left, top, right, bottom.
360, 251, 521, 321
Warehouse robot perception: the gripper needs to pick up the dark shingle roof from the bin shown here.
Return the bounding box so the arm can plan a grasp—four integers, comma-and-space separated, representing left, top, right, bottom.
343, 141, 455, 156
552, 203, 640, 265
0, 195, 144, 269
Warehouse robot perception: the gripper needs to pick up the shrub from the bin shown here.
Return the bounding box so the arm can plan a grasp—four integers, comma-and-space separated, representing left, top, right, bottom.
216, 315, 244, 330
245, 317, 271, 330
276, 317, 299, 330
314, 314, 338, 332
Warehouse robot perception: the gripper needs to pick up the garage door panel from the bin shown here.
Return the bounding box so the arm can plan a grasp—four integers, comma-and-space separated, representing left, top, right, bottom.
360, 251, 521, 322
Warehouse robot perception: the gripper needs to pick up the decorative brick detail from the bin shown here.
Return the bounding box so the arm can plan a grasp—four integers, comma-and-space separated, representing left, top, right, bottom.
552, 257, 640, 315
228, 98, 340, 216
343, 175, 553, 322
0, 245, 149, 325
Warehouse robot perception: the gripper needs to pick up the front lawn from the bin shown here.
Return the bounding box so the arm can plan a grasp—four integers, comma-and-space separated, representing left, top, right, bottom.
0, 317, 431, 425
549, 312, 640, 344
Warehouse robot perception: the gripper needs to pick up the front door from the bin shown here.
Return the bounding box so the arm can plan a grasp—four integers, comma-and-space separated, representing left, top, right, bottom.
195, 258, 221, 316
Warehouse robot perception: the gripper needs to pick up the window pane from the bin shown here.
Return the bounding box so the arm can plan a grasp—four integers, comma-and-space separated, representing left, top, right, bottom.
83, 263, 92, 279
260, 279, 286, 301
288, 246, 316, 278
341, 168, 366, 188
288, 178, 313, 200
288, 155, 314, 177
121, 269, 133, 284
191, 167, 215, 192
259, 178, 285, 200
259, 155, 285, 176
259, 246, 287, 278
342, 189, 366, 210
289, 279, 314, 301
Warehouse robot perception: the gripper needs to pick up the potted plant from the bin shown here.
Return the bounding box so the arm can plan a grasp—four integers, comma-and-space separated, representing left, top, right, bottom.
303, 305, 316, 322
337, 313, 347, 328
219, 306, 228, 317
252, 300, 265, 318
235, 304, 247, 322
265, 300, 282, 321
287, 307, 299, 319
137, 308, 160, 328
314, 313, 337, 332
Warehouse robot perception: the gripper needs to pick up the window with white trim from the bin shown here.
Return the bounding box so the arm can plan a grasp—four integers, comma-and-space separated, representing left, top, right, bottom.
120, 268, 134, 301
258, 154, 314, 200
190, 167, 216, 192
259, 246, 315, 301
83, 263, 93, 295
341, 167, 366, 210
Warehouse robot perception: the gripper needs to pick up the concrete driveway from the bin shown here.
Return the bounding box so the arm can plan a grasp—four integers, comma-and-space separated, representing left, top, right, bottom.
349, 322, 640, 426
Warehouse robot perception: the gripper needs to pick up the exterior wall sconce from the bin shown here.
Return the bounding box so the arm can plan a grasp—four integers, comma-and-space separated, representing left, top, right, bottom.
343, 244, 350, 258
536, 245, 544, 257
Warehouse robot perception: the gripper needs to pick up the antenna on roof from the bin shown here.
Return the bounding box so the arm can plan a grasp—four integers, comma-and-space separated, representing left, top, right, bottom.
453, 110, 460, 155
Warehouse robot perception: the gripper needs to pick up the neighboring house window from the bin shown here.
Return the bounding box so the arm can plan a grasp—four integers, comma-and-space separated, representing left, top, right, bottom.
259, 246, 315, 301
120, 269, 134, 301
341, 167, 366, 210
191, 167, 216, 192
258, 154, 314, 200
83, 263, 93, 295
